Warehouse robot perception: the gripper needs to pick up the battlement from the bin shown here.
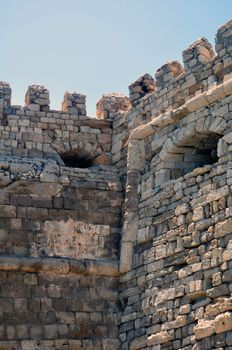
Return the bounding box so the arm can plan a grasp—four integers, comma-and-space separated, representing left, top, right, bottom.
2, 18, 232, 350
114, 18, 232, 117
0, 82, 88, 117
1, 19, 232, 127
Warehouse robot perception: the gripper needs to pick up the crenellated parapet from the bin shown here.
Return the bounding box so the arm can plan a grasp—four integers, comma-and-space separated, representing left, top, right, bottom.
62, 91, 86, 116
111, 18, 232, 192
0, 84, 88, 117
182, 37, 215, 71
155, 60, 184, 88
215, 19, 232, 55
96, 93, 131, 120
123, 20, 232, 123
25, 85, 50, 112
0, 81, 11, 107
128, 73, 156, 106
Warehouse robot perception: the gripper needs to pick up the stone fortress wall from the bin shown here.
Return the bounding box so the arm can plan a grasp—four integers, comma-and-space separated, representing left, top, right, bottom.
115, 19, 232, 350
1, 18, 232, 350
0, 85, 123, 349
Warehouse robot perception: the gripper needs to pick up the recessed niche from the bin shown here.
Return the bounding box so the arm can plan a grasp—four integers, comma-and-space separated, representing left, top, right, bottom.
171, 134, 219, 180
155, 133, 220, 186
61, 149, 95, 168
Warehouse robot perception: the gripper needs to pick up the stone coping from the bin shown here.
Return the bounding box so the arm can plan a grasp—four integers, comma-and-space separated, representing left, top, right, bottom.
0, 255, 119, 277
129, 76, 232, 141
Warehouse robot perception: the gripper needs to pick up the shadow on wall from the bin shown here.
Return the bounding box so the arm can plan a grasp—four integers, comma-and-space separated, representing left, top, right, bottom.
155, 132, 221, 187
60, 149, 95, 168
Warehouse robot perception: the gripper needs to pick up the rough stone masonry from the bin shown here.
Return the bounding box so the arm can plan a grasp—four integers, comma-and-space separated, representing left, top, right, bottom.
1, 18, 232, 350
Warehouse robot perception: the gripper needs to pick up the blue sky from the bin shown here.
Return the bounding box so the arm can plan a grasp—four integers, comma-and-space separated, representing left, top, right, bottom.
1, 0, 232, 116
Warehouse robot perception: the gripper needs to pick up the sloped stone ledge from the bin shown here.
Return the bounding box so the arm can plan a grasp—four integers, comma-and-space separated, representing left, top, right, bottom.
129, 76, 232, 141
0, 255, 119, 277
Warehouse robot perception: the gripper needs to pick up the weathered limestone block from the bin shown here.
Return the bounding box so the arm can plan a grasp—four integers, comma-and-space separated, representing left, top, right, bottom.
183, 37, 215, 71
96, 93, 131, 119
25, 85, 50, 112
147, 331, 172, 346
223, 77, 232, 95
130, 336, 147, 350
222, 240, 232, 261
129, 73, 156, 106
194, 319, 215, 340
206, 284, 230, 299
205, 298, 232, 317
62, 91, 86, 116
192, 206, 204, 222
122, 212, 138, 242
174, 203, 190, 216
127, 139, 145, 172
215, 312, 232, 333
120, 241, 133, 273
155, 288, 175, 305
214, 218, 232, 238
217, 138, 228, 157
155, 60, 184, 88
41, 219, 111, 260
185, 92, 208, 112
174, 315, 188, 329
206, 84, 226, 104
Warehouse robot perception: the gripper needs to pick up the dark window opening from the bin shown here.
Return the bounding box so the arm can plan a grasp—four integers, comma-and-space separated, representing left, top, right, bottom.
61, 150, 95, 168
155, 134, 220, 187
170, 134, 220, 180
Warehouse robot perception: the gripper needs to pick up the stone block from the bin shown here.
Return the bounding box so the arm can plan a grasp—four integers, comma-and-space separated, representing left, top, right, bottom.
215, 312, 232, 333
30, 325, 42, 339
194, 319, 215, 340
147, 331, 172, 346
155, 288, 175, 305
43, 324, 58, 339
0, 205, 16, 218
215, 218, 232, 238
205, 297, 232, 317
206, 284, 230, 299
130, 336, 147, 349
21, 341, 37, 350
